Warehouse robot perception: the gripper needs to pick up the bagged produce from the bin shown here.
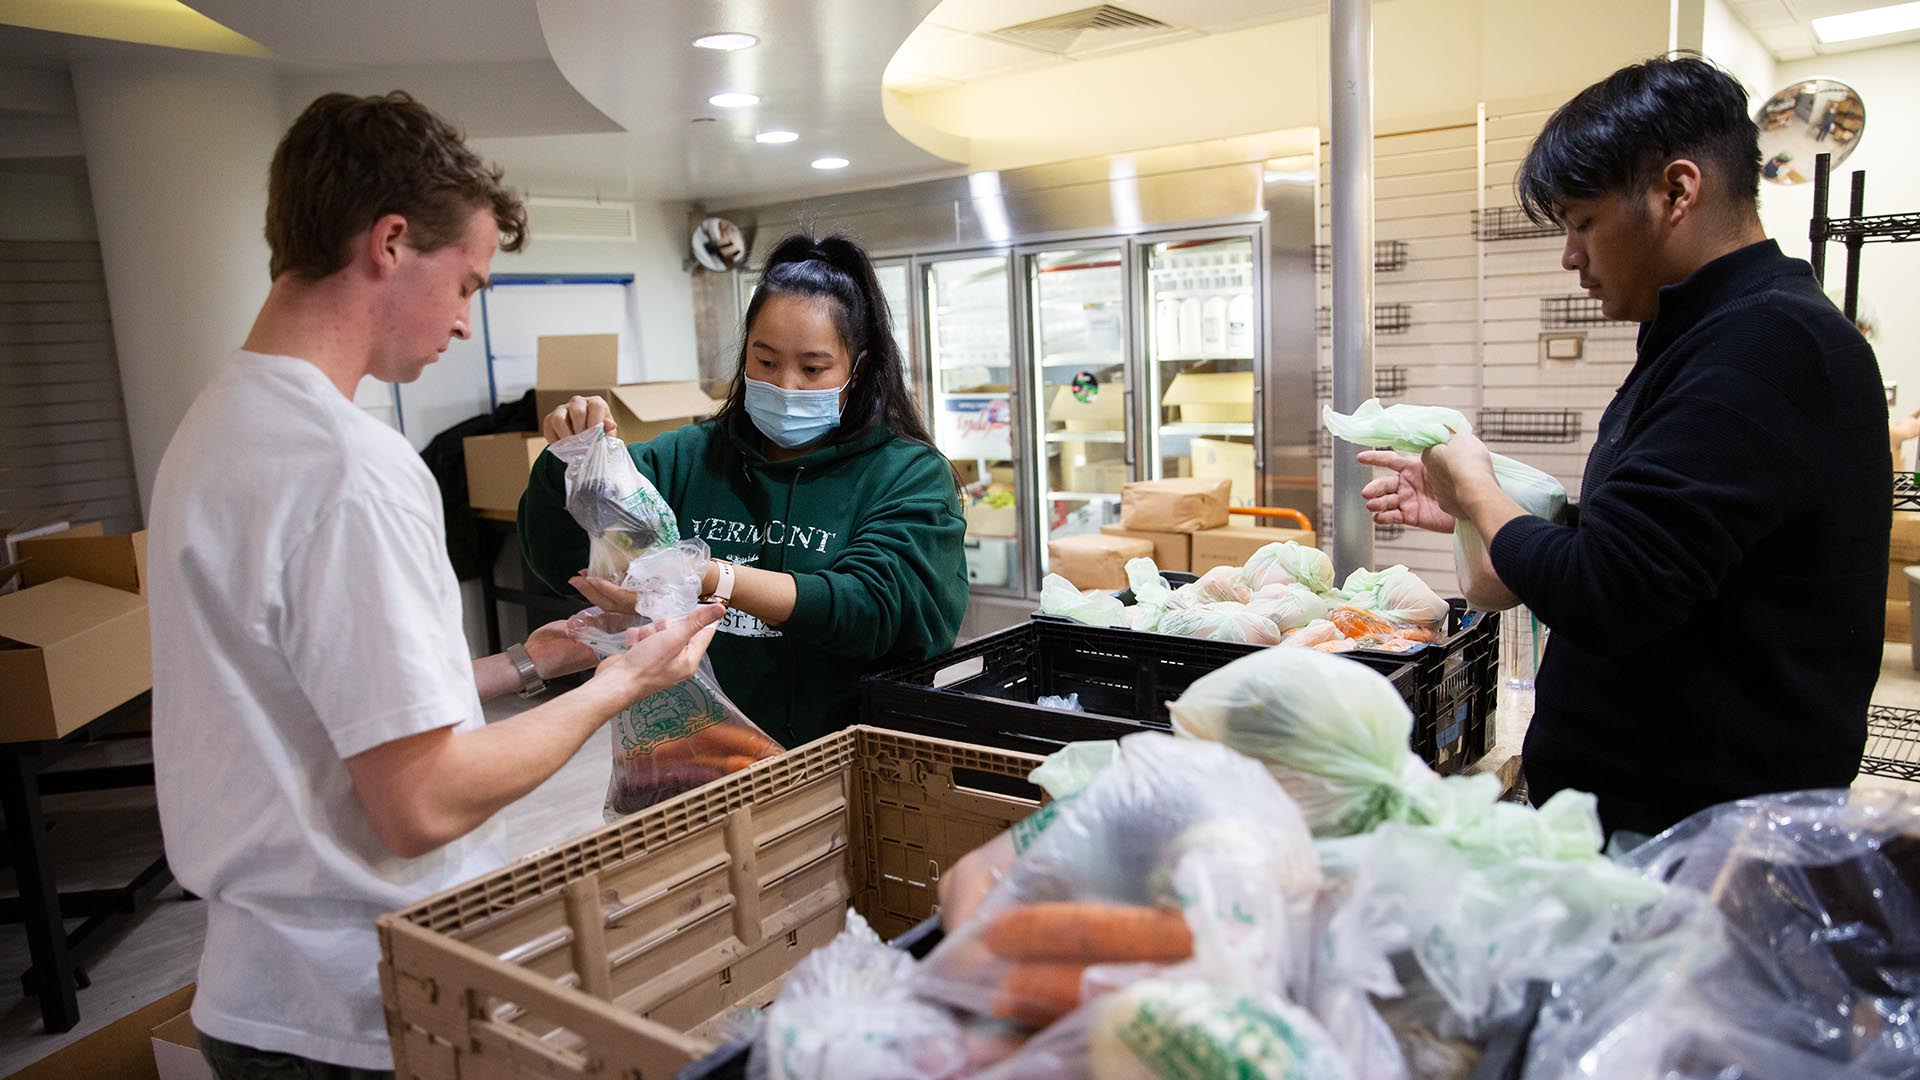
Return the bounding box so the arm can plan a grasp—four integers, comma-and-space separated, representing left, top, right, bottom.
1250, 583, 1331, 633
749, 911, 971, 1080
1280, 619, 1342, 649
547, 426, 678, 581
916, 735, 1322, 1031
1157, 602, 1283, 645
1323, 399, 1567, 603
1120, 557, 1180, 633
1341, 565, 1448, 629
1173, 564, 1252, 605
1523, 789, 1920, 1079
1169, 647, 1430, 837
1241, 540, 1337, 594
1040, 573, 1125, 628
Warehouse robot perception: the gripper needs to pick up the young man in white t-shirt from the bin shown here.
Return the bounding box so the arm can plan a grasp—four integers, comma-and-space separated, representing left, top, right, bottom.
147, 91, 725, 1078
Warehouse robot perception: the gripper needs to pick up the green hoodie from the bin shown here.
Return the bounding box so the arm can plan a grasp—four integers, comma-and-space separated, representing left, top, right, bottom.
519, 414, 968, 748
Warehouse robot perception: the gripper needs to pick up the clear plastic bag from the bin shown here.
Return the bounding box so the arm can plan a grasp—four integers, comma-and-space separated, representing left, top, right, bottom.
1174, 564, 1253, 605
1157, 602, 1284, 644
546, 427, 680, 580
1241, 540, 1337, 594
914, 734, 1322, 1032
567, 603, 782, 820
749, 911, 971, 1080
1523, 789, 1920, 1079
1035, 693, 1084, 712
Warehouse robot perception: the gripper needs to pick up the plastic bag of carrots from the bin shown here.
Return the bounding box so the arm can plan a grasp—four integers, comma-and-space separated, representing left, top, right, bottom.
567, 606, 781, 819
914, 734, 1323, 1035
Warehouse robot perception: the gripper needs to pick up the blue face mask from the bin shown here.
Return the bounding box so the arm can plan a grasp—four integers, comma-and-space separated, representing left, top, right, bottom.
744, 373, 848, 450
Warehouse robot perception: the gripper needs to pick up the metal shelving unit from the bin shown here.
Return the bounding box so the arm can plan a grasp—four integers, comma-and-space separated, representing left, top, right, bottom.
1478, 408, 1581, 444
1314, 239, 1409, 273
1472, 206, 1560, 242
1863, 704, 1920, 782
1541, 295, 1634, 329
1809, 152, 1918, 323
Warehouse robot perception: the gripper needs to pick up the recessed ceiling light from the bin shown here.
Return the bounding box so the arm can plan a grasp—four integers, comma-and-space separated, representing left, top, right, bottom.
692, 32, 758, 51
708, 92, 760, 108
755, 130, 799, 144
811, 156, 850, 170
1813, 0, 1920, 42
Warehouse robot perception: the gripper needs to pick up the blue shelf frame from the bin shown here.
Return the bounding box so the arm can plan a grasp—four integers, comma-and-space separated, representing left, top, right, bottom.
478, 272, 638, 408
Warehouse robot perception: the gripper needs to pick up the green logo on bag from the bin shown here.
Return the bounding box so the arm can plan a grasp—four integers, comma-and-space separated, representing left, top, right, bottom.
617, 682, 723, 755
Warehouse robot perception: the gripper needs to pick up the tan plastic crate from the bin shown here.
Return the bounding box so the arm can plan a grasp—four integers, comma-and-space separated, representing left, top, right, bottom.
377, 726, 1041, 1079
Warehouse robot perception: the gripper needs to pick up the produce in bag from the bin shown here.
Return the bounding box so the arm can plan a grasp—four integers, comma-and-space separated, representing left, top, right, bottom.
1040, 573, 1125, 628
1280, 619, 1341, 649
1523, 789, 1920, 1079
1241, 539, 1337, 594
546, 427, 679, 580
1341, 565, 1448, 631
1156, 602, 1284, 645
1251, 582, 1330, 631
1323, 399, 1566, 604
1173, 564, 1252, 605
916, 734, 1321, 1030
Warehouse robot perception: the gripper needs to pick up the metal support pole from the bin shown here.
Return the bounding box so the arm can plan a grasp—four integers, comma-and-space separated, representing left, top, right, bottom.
1844, 169, 1865, 323
1809, 152, 1830, 284
1330, 0, 1376, 578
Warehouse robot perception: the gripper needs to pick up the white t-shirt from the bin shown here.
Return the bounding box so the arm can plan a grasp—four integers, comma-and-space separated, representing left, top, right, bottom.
149, 351, 506, 1069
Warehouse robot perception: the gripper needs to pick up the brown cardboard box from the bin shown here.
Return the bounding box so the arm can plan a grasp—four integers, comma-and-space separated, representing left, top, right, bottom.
1163, 372, 1255, 424
1100, 524, 1191, 572
537, 333, 621, 386
1055, 436, 1126, 492
0, 577, 152, 743
1120, 477, 1231, 532
1050, 381, 1125, 433
462, 433, 547, 514
151, 1007, 213, 1080
1891, 562, 1915, 604
0, 504, 90, 563
1889, 599, 1913, 644
1190, 524, 1318, 573
1895, 512, 1920, 563
534, 383, 718, 443
964, 495, 1019, 537
1048, 533, 1155, 590
8, 982, 193, 1080
956, 462, 1017, 489
1191, 437, 1258, 507
17, 529, 148, 594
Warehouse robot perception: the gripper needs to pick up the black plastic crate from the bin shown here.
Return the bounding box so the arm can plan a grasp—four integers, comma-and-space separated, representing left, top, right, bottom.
1030, 574, 1498, 773
861, 620, 1422, 762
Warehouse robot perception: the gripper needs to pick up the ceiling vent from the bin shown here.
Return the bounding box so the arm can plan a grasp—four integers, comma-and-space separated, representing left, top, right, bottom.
989, 5, 1181, 56
526, 197, 635, 242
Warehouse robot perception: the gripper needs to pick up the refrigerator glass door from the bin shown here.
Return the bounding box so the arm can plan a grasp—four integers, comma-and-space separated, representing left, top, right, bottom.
924, 255, 1021, 593
1143, 235, 1259, 508
1026, 246, 1128, 569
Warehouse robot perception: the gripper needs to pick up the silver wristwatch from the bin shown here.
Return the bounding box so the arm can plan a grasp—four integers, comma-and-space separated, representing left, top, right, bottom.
505, 642, 547, 699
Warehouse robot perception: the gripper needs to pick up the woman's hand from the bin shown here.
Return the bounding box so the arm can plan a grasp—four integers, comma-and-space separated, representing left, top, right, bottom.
1357, 450, 1456, 534
569, 573, 640, 615
542, 394, 619, 444
592, 606, 726, 701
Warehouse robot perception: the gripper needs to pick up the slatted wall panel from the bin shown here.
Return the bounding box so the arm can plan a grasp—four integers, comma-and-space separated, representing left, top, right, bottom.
1317, 122, 1482, 595
0, 240, 142, 533
1480, 105, 1635, 504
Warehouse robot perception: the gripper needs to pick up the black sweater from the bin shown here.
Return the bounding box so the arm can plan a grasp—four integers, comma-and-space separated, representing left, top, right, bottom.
1489, 240, 1887, 837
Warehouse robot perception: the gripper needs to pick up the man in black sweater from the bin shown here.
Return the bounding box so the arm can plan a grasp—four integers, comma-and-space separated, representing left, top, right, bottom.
1359, 56, 1887, 838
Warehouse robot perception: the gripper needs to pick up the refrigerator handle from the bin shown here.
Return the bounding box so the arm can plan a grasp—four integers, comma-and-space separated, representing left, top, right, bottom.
1252, 381, 1265, 471
1124, 385, 1137, 470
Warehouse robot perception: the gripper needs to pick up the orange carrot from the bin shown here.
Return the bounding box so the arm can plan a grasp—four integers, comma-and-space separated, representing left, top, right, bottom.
982, 902, 1193, 964
682, 753, 761, 776
692, 724, 782, 758
992, 962, 1086, 1028
1329, 606, 1396, 639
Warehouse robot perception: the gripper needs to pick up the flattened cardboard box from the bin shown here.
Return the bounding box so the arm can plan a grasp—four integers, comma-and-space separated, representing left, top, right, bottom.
1190, 524, 1317, 573
17, 529, 148, 594
462, 433, 546, 514
0, 577, 152, 742
1048, 532, 1154, 591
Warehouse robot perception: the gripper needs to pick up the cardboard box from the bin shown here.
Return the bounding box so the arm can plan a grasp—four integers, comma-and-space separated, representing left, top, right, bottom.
1050, 380, 1125, 433
534, 383, 718, 444
1191, 437, 1258, 507
1895, 512, 1920, 563
1163, 371, 1255, 424
1891, 562, 1916, 604
0, 577, 152, 743
1055, 437, 1127, 493
462, 433, 546, 514
1120, 477, 1231, 532
956, 462, 1017, 489
1048, 532, 1154, 590
537, 333, 621, 386
1100, 524, 1191, 572
0, 504, 89, 564
17, 529, 148, 594
151, 1009, 213, 1080
8, 982, 193, 1080
964, 494, 1019, 537
1889, 599, 1913, 644
1190, 524, 1318, 573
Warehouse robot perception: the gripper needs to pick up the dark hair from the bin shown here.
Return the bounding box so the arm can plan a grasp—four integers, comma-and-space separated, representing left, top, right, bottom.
266, 91, 527, 280
1516, 54, 1761, 228
712, 231, 938, 453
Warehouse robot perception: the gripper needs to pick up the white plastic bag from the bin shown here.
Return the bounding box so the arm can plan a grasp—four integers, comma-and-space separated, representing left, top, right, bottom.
1174, 564, 1252, 605
1157, 602, 1284, 645
1341, 566, 1449, 629
749, 911, 970, 1080
546, 427, 679, 581
1249, 583, 1331, 633
1167, 646, 1433, 836
1454, 457, 1566, 596
1041, 574, 1125, 628
1241, 540, 1337, 594
1121, 558, 1178, 633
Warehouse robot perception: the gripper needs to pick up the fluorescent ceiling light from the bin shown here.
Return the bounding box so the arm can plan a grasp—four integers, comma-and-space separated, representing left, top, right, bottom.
811, 156, 850, 170
755, 130, 799, 144
708, 92, 761, 108
1812, 1, 1920, 43
693, 32, 758, 51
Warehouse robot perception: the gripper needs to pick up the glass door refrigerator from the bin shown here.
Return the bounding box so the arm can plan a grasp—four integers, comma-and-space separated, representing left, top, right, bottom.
1140, 232, 1262, 509
921, 253, 1025, 596
1021, 244, 1132, 580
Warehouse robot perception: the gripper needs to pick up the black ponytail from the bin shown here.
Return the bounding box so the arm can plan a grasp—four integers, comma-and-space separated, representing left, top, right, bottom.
711, 231, 939, 454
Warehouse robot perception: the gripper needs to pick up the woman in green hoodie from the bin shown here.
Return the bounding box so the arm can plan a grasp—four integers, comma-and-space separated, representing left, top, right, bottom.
519, 232, 968, 749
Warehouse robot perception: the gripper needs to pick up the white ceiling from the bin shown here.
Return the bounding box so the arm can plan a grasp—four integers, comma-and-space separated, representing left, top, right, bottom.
1729, 0, 1920, 60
